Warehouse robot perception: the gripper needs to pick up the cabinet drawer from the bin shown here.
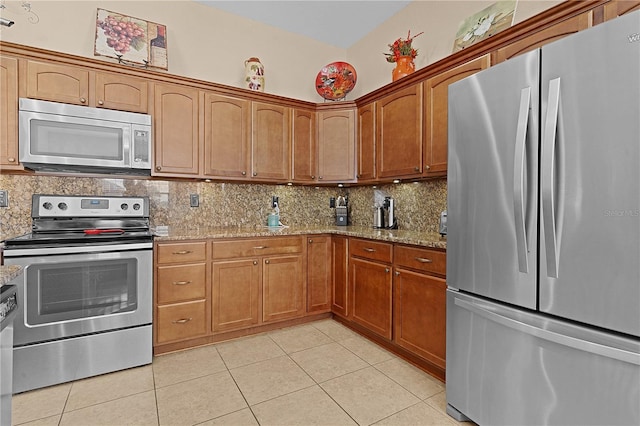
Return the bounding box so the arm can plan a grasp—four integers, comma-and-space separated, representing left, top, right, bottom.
157, 241, 207, 264
349, 238, 393, 263
157, 263, 206, 304
156, 300, 207, 343
394, 245, 446, 276
211, 237, 303, 259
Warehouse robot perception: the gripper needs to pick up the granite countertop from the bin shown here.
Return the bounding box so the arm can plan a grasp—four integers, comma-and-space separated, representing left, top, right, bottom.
0, 265, 23, 286
153, 225, 447, 250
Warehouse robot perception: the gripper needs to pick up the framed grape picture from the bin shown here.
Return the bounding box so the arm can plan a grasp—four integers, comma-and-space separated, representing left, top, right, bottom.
94, 8, 168, 70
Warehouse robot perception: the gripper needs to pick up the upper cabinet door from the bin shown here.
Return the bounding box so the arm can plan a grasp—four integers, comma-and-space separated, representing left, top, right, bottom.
153, 83, 200, 176
376, 84, 423, 179
495, 12, 592, 63
26, 61, 90, 106
291, 108, 317, 183
203, 92, 250, 179
604, 0, 640, 20
357, 102, 376, 182
251, 102, 290, 181
423, 55, 490, 177
0, 56, 19, 168
317, 108, 356, 183
95, 72, 148, 113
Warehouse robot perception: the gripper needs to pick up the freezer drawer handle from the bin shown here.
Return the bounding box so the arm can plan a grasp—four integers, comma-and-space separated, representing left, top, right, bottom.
454, 297, 640, 366
513, 87, 531, 274
542, 78, 562, 278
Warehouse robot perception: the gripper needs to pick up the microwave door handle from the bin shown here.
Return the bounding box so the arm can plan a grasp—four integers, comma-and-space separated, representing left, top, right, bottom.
542, 78, 561, 278
122, 126, 132, 167
513, 87, 531, 274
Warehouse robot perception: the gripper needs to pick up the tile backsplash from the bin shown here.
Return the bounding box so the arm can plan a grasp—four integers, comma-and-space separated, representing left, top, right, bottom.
0, 174, 447, 240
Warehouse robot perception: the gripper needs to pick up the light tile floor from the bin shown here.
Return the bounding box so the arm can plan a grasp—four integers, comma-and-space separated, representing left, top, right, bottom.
12, 319, 470, 426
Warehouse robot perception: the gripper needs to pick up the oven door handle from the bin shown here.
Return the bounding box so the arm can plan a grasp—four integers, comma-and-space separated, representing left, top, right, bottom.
3, 242, 153, 257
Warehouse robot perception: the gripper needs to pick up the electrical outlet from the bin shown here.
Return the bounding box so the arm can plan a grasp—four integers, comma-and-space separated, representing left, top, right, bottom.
190, 194, 199, 207
0, 190, 7, 208
329, 197, 335, 208
271, 196, 278, 208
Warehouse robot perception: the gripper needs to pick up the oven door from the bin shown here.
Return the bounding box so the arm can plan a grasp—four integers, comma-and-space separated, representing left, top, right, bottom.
5, 244, 152, 346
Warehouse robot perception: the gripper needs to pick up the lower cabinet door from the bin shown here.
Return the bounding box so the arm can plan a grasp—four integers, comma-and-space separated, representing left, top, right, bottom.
156, 300, 207, 344
212, 259, 260, 332
262, 255, 305, 322
351, 257, 393, 339
307, 236, 332, 313
394, 268, 446, 368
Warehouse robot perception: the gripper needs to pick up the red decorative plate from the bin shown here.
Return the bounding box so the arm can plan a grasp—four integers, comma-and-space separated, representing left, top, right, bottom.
315, 62, 357, 101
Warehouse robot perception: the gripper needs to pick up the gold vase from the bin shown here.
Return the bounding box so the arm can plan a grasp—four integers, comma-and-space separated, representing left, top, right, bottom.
392, 56, 415, 81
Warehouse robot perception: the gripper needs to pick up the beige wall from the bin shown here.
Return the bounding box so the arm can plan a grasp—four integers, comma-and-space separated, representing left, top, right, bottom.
1, 0, 561, 101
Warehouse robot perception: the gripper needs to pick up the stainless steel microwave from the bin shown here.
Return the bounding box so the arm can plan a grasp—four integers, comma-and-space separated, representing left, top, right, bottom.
19, 98, 152, 175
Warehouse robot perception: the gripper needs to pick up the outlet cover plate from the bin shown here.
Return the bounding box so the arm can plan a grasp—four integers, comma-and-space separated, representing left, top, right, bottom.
0, 190, 7, 207
190, 194, 199, 207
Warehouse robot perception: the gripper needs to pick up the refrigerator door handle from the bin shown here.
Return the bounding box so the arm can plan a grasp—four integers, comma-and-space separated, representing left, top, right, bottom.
542, 78, 561, 278
454, 297, 640, 366
513, 87, 531, 273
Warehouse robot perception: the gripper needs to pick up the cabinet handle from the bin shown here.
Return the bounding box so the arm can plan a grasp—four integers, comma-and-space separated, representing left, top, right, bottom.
253, 260, 258, 265
242, 171, 246, 176
395, 271, 400, 276
385, 268, 390, 273
7, 157, 15, 163
265, 259, 270, 264
253, 246, 267, 249
172, 250, 193, 255
98, 100, 104, 105
363, 248, 376, 253
80, 97, 87, 104
156, 166, 162, 171
172, 281, 192, 285
415, 257, 433, 263
172, 318, 192, 324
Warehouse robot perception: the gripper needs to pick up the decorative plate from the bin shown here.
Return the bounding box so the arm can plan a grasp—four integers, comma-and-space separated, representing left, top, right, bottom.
315, 62, 357, 101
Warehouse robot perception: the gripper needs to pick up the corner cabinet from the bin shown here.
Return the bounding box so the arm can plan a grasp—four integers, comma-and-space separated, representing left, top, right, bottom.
291, 108, 317, 182
0, 56, 19, 168
316, 107, 356, 183
376, 84, 423, 179
152, 83, 200, 176
356, 102, 376, 182
423, 55, 490, 177
251, 102, 291, 181
306, 235, 332, 313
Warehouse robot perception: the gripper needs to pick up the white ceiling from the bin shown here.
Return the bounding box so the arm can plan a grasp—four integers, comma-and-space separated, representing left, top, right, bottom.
194, 1, 412, 49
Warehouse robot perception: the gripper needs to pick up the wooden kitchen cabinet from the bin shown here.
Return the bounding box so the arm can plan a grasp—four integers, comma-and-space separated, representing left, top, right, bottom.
306, 235, 332, 313
25, 60, 148, 112
356, 101, 376, 182
154, 241, 209, 345
203, 92, 250, 179
603, 0, 640, 20
331, 235, 349, 318
494, 12, 592, 63
291, 107, 317, 182
211, 258, 260, 332
262, 254, 305, 322
153, 83, 200, 176
316, 107, 356, 183
350, 238, 393, 340
251, 101, 290, 181
423, 55, 490, 177
376, 84, 423, 179
393, 245, 447, 369
0, 56, 19, 169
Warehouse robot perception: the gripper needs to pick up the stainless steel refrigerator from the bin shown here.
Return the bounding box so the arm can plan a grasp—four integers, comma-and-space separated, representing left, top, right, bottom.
446, 11, 640, 426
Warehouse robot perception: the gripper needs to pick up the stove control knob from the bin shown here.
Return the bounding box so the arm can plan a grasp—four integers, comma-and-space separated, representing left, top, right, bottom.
133, 203, 141, 210
121, 203, 129, 210
58, 202, 68, 211
43, 202, 53, 210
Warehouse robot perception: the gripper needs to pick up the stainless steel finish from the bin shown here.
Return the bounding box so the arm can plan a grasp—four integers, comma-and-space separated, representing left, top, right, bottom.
3, 242, 152, 257
13, 325, 151, 394
373, 207, 384, 228
538, 13, 640, 336
33, 194, 149, 218
514, 87, 532, 274
448, 48, 539, 309
447, 290, 640, 426
384, 197, 397, 229
438, 210, 447, 236
0, 286, 17, 426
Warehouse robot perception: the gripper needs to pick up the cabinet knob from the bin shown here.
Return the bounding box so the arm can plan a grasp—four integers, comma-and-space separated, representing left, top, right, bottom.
308, 239, 313, 244
80, 97, 87, 104
252, 172, 258, 177
156, 166, 162, 171
356, 174, 361, 178
265, 259, 270, 264
253, 260, 258, 265
425, 165, 431, 171
385, 268, 390, 273
7, 157, 15, 163
318, 176, 323, 180
414, 166, 420, 172
395, 271, 400, 276
98, 100, 104, 105
242, 171, 246, 176
311, 175, 315, 179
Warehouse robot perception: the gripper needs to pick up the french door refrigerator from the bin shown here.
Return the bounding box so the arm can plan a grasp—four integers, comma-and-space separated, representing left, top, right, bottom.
446, 10, 640, 426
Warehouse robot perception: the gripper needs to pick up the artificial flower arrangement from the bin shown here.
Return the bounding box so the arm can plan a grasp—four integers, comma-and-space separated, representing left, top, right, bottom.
384, 30, 424, 63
